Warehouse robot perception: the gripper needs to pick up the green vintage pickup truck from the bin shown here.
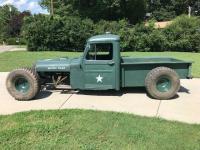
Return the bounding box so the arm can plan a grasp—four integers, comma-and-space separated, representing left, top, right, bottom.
6, 33, 192, 100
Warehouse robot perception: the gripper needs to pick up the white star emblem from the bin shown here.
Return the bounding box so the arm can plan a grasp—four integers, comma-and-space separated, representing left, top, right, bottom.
96, 75, 103, 83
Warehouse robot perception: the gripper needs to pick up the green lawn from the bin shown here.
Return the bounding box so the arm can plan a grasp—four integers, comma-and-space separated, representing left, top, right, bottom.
0, 51, 199, 77
0, 109, 200, 149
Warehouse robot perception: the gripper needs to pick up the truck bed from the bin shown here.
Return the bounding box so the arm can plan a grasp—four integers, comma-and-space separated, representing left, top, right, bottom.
121, 57, 190, 64
120, 57, 192, 87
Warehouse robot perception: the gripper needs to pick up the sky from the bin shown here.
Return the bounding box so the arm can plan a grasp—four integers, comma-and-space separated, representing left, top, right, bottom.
0, 0, 49, 14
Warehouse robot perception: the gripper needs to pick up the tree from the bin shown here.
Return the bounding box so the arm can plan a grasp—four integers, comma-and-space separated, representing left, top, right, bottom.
8, 11, 31, 37
0, 5, 31, 43
0, 5, 19, 40
147, 0, 199, 21
40, 0, 147, 24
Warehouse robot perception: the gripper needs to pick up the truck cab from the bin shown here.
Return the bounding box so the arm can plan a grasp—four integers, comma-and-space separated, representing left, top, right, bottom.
70, 34, 121, 90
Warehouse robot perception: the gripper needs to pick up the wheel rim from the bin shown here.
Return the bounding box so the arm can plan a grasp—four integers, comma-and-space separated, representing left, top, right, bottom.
156, 77, 172, 92
14, 77, 30, 93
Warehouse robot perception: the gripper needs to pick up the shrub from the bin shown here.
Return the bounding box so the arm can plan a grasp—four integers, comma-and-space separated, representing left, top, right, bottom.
146, 30, 167, 52
62, 16, 94, 51
128, 22, 167, 52
23, 15, 94, 51
164, 15, 200, 52
22, 14, 200, 52
24, 17, 134, 51
95, 19, 134, 51
94, 20, 166, 52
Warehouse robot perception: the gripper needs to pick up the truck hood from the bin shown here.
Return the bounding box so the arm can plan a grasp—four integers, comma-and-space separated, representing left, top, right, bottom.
35, 57, 81, 72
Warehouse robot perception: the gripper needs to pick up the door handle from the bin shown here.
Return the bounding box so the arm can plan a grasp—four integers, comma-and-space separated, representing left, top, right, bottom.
108, 61, 115, 65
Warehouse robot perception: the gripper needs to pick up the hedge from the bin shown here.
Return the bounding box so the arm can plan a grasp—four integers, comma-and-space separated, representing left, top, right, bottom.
22, 15, 200, 52
22, 15, 94, 51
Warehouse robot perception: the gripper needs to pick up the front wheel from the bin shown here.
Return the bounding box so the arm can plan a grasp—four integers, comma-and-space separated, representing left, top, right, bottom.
145, 67, 180, 100
6, 68, 40, 101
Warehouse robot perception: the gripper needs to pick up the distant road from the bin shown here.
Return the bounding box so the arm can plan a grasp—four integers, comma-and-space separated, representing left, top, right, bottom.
0, 45, 26, 53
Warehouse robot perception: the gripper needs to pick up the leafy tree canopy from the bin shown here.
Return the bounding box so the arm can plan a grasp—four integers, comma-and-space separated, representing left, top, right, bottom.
0, 5, 31, 41
40, 0, 200, 22
40, 0, 147, 24
147, 0, 200, 21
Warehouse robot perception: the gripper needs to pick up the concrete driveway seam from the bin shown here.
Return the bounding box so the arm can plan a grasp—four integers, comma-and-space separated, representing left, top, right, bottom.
156, 100, 162, 117
59, 93, 74, 109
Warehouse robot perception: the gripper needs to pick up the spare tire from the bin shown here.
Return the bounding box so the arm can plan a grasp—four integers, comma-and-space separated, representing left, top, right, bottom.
145, 67, 180, 100
6, 68, 40, 101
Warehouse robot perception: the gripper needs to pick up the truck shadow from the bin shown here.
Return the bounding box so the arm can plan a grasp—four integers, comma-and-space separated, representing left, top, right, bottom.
76, 86, 190, 100
34, 90, 52, 100
179, 86, 190, 94
77, 87, 145, 97
33, 85, 190, 100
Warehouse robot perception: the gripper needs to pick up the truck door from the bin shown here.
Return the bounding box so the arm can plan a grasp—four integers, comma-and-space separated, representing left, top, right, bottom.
83, 43, 116, 90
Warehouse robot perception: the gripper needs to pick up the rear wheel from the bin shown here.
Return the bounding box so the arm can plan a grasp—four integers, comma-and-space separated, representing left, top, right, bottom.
6, 68, 40, 101
145, 67, 180, 100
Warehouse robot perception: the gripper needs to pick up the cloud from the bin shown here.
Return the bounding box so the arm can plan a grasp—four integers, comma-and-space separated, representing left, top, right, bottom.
27, 1, 37, 10
16, 0, 28, 8
27, 1, 48, 14
0, 0, 14, 6
0, 0, 48, 14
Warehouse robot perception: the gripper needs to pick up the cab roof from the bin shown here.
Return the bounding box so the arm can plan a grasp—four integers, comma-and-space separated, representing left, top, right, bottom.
88, 34, 120, 43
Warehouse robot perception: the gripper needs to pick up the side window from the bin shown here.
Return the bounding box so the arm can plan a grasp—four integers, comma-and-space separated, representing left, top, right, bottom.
86, 43, 113, 60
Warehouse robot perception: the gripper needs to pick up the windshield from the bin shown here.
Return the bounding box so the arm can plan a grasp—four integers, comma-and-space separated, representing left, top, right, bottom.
85, 43, 113, 60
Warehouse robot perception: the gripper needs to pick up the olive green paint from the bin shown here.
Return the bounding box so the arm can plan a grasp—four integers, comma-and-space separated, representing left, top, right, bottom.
35, 34, 192, 90
156, 77, 172, 92
14, 77, 30, 93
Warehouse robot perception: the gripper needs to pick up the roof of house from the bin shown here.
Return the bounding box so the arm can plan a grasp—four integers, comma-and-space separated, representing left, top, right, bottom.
154, 21, 172, 28
145, 21, 172, 29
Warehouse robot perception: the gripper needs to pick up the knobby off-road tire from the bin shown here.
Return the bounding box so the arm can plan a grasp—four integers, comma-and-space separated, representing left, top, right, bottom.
145, 67, 180, 100
6, 68, 41, 101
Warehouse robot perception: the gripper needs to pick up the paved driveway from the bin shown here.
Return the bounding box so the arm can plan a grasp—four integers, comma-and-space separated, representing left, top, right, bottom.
0, 72, 200, 124
0, 45, 26, 53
